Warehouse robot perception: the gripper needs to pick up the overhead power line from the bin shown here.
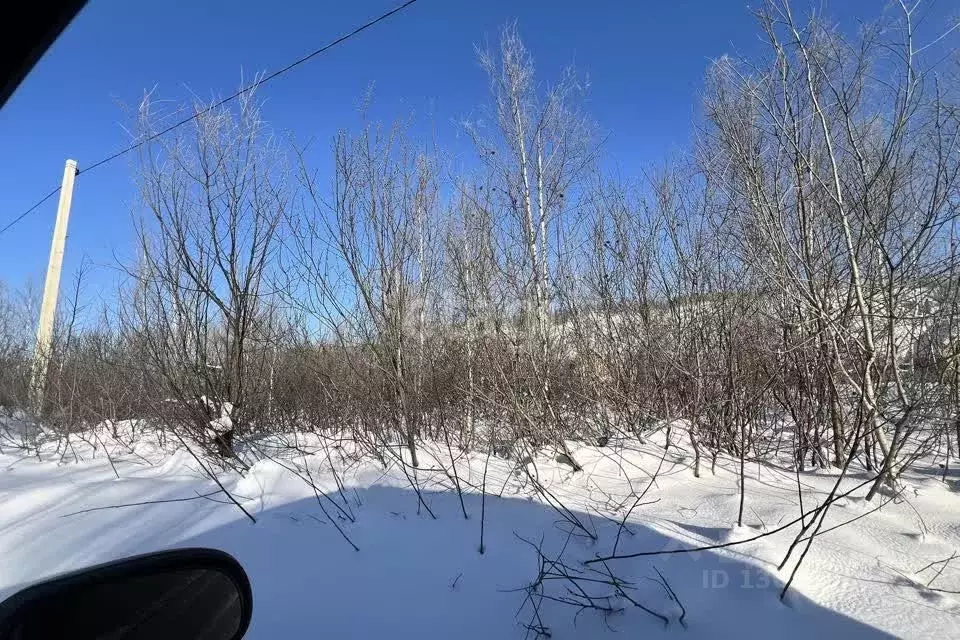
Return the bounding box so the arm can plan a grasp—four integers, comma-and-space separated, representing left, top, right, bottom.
0, 186, 61, 236
0, 0, 419, 238
81, 0, 419, 176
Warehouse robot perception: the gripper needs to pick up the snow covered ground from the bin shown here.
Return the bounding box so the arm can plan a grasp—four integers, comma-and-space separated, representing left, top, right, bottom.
0, 424, 957, 638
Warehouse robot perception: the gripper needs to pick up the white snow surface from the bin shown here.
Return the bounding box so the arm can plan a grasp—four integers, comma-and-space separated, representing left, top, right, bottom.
0, 423, 957, 639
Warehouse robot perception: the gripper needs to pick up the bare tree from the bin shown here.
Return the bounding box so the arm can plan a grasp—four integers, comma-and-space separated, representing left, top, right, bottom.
127, 87, 288, 460
466, 23, 595, 465
287, 116, 440, 468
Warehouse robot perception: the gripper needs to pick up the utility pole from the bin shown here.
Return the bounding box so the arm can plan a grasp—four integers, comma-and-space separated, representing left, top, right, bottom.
31, 159, 78, 416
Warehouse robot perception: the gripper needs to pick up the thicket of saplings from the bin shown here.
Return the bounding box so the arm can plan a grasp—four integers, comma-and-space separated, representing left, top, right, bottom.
1, 2, 958, 616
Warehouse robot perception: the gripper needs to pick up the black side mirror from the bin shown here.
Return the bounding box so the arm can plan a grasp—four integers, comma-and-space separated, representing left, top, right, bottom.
0, 548, 252, 640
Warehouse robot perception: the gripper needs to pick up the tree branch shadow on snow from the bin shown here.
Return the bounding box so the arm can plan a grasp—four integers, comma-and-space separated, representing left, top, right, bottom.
129, 486, 895, 639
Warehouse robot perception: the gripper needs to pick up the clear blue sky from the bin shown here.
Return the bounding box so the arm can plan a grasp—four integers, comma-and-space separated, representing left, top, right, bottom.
0, 0, 919, 302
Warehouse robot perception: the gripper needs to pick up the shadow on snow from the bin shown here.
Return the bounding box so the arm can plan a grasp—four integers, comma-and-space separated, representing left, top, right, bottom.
163, 485, 891, 639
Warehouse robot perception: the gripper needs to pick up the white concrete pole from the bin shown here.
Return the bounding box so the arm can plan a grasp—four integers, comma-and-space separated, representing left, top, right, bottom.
31, 159, 78, 415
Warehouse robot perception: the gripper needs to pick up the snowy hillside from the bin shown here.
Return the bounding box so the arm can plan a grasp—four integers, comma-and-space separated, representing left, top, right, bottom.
0, 424, 956, 639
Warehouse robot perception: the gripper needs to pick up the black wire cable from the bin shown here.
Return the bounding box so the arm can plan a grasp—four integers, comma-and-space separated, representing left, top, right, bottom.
0, 0, 419, 237
0, 186, 62, 235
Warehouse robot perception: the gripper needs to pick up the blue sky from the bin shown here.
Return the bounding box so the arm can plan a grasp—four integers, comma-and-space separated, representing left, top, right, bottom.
0, 0, 931, 301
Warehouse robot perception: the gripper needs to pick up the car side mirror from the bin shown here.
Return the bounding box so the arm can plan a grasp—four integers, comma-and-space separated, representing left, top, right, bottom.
0, 548, 252, 640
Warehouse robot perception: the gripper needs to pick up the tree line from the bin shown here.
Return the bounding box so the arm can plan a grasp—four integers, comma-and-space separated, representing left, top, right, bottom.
2, 1, 959, 502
